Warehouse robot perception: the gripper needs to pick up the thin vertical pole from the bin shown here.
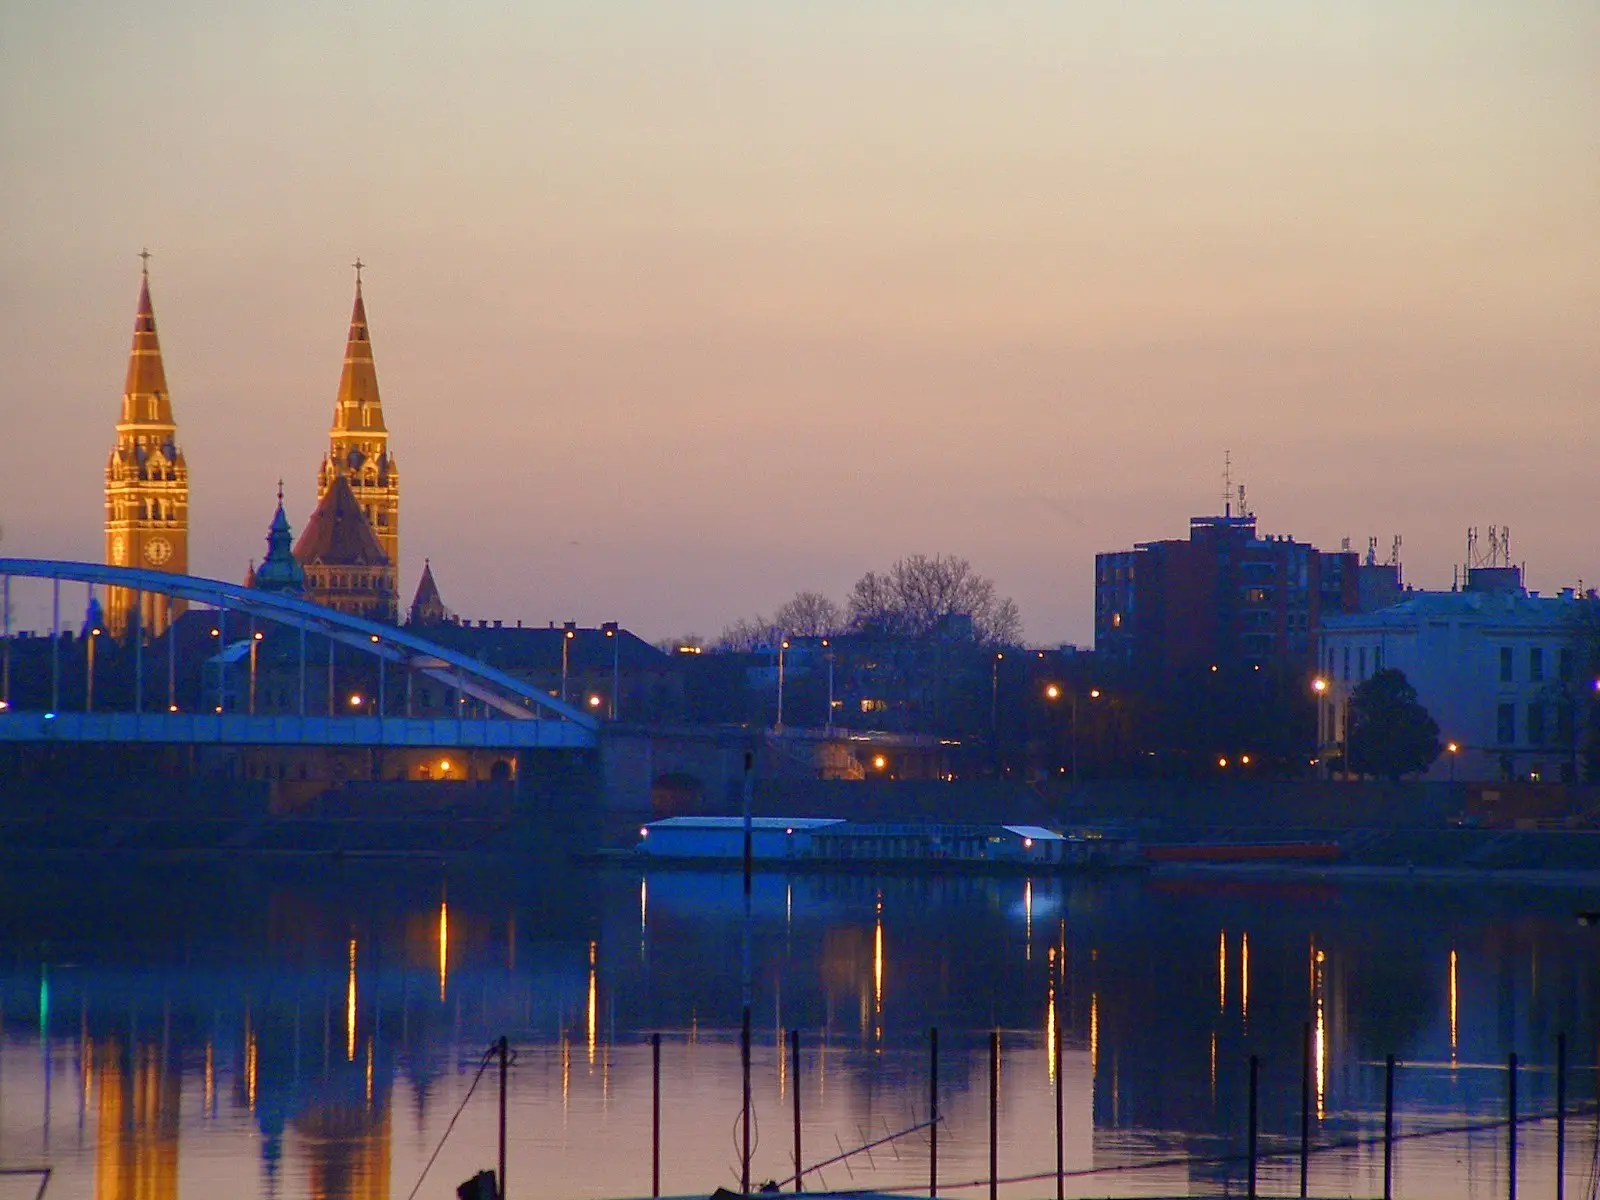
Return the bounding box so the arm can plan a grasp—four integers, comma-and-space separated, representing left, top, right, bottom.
498, 1036, 508, 1200
167, 615, 176, 710
50, 578, 60, 712
1300, 1019, 1311, 1197
652, 1033, 661, 1198
1248, 1054, 1259, 1199
929, 1027, 939, 1199
1055, 1014, 1064, 1200
1, 574, 10, 709
1383, 1054, 1395, 1200
1507, 1051, 1517, 1200
791, 1028, 802, 1193
741, 1008, 752, 1196
134, 596, 143, 714
1556, 1033, 1566, 1200
327, 637, 335, 716
298, 626, 306, 716
378, 650, 385, 716
989, 1030, 999, 1200
216, 606, 226, 711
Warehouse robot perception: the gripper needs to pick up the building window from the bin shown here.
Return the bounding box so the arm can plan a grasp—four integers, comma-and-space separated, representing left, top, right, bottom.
1374, 645, 1383, 672
1500, 647, 1513, 683
1358, 648, 1367, 680
1497, 703, 1516, 745
1528, 703, 1545, 745
1559, 647, 1574, 681
1342, 646, 1350, 682
1530, 647, 1543, 683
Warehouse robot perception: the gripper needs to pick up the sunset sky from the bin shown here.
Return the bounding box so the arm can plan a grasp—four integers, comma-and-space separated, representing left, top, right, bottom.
2, 1, 1596, 643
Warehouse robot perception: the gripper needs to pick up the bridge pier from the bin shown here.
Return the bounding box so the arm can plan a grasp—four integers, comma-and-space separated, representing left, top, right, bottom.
512, 748, 603, 855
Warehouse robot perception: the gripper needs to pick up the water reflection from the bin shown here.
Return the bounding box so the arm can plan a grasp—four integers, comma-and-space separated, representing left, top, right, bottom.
0, 862, 1594, 1200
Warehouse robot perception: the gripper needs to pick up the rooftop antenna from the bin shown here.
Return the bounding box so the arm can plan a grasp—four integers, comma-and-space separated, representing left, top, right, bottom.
1366, 537, 1378, 567
1222, 450, 1232, 517
1237, 483, 1248, 519
1390, 535, 1403, 586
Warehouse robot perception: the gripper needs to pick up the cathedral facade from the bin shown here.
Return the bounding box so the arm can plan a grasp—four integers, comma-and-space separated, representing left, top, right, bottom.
104, 260, 188, 639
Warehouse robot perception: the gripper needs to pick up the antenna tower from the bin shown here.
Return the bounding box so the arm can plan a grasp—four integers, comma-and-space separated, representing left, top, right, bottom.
1221, 451, 1232, 517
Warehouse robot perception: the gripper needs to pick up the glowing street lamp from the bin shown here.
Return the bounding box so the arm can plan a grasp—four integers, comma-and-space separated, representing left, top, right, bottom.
85, 625, 101, 713
249, 629, 263, 715
1446, 741, 1459, 782
349, 693, 363, 709
561, 625, 576, 706
776, 638, 790, 731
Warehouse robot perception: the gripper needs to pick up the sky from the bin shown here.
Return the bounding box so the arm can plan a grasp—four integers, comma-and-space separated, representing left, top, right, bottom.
2, 1, 1596, 644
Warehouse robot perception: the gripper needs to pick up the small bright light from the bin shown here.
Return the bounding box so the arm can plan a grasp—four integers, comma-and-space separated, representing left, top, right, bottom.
90, 627, 101, 637
639, 827, 649, 838
1090, 688, 1101, 698
349, 694, 362, 707
785, 827, 794, 835
588, 695, 602, 708
210, 628, 220, 637
565, 629, 575, 640
1045, 684, 1061, 700
1447, 742, 1459, 754
605, 629, 615, 638
873, 754, 887, 770
44, 712, 55, 720
168, 704, 178, 713
253, 631, 263, 641
1241, 754, 1251, 765
1313, 678, 1328, 693
1218, 756, 1228, 768
439, 759, 451, 773
1210, 664, 1218, 673
369, 634, 379, 643
214, 705, 223, 714
0, 700, 8, 712
1023, 837, 1034, 849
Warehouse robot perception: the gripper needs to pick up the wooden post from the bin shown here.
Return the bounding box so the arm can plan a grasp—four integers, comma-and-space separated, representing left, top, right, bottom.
1383, 1054, 1395, 1200
1248, 1054, 1259, 1199
989, 1030, 1000, 1200
1054, 1017, 1064, 1200
929, 1027, 939, 1199
1556, 1033, 1566, 1200
497, 1036, 509, 1200
1507, 1051, 1517, 1200
1299, 1019, 1311, 1197
791, 1028, 802, 1193
652, 1033, 661, 1198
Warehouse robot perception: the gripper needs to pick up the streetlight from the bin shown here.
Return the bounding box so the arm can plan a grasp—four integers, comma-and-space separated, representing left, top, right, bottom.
822, 638, 835, 734
1446, 741, 1459, 782
776, 638, 790, 731
85, 625, 101, 713
561, 624, 576, 706
249, 629, 263, 715
1045, 684, 1102, 786
604, 622, 619, 719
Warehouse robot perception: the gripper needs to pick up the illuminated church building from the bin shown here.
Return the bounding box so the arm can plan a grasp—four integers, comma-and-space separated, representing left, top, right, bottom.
104, 259, 189, 639
293, 267, 402, 623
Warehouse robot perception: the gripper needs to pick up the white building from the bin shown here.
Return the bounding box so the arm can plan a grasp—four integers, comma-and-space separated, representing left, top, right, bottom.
1317, 568, 1595, 783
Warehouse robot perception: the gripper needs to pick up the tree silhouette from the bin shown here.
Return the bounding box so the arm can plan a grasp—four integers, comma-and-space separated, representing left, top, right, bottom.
1346, 668, 1441, 780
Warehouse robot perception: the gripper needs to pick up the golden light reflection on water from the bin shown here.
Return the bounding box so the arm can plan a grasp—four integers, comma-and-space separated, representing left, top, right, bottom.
438, 900, 449, 1003
1209, 1029, 1217, 1097
1313, 949, 1327, 1119
246, 1019, 258, 1112
345, 938, 357, 1062
587, 940, 598, 1067
1218, 931, 1227, 1012
1024, 878, 1033, 960
365, 1037, 374, 1107
1089, 992, 1098, 1075
1449, 948, 1458, 1061
1046, 977, 1057, 1086
1241, 932, 1250, 1026
872, 904, 884, 1020
203, 1042, 213, 1116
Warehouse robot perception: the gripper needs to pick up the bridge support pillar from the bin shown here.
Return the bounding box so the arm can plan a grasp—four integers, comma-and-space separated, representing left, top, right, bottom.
512, 748, 602, 854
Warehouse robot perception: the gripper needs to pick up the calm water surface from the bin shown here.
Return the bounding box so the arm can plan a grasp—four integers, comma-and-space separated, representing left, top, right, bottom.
1, 857, 1598, 1199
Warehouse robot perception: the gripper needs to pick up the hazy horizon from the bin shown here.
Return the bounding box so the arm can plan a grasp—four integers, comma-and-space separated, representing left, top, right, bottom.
3, 1, 1596, 644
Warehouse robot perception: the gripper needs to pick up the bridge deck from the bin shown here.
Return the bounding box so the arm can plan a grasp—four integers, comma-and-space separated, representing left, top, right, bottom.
0, 711, 594, 749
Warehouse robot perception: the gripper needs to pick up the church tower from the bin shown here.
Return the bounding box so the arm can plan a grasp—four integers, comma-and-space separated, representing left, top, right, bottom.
316, 262, 399, 614
104, 254, 188, 640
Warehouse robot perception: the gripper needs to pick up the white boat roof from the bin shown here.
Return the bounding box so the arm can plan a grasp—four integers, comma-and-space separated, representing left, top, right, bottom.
643, 817, 847, 831
1002, 825, 1066, 841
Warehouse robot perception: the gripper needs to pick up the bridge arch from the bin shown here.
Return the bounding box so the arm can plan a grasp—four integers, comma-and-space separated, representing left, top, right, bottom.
0, 559, 598, 732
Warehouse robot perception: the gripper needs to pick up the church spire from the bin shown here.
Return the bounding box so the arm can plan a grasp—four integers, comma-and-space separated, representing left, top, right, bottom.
122, 251, 172, 425
331, 259, 386, 435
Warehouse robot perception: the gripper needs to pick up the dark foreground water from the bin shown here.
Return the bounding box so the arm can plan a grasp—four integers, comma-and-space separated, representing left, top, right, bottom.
1, 856, 1598, 1200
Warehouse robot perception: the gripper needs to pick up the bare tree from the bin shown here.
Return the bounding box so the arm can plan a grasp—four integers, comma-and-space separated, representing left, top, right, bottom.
847, 554, 1021, 645
714, 616, 782, 653
772, 591, 844, 638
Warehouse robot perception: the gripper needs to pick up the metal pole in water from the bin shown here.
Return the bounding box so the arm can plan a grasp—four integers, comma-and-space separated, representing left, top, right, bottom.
652, 1032, 661, 1199
791, 1028, 802, 1193
929, 1027, 939, 1199
1300, 1019, 1311, 1197
1556, 1033, 1566, 1200
989, 1030, 999, 1200
741, 1007, 752, 1196
1055, 1015, 1064, 1200
1248, 1054, 1259, 1199
498, 1036, 508, 1200
1507, 1051, 1517, 1200
741, 750, 753, 1196
1383, 1054, 1395, 1200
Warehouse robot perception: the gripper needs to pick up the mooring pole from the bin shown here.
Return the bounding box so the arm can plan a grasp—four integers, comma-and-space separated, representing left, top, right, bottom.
652, 1032, 661, 1199
1507, 1051, 1517, 1200
740, 751, 754, 1197
1556, 1033, 1566, 1200
1300, 1019, 1311, 1197
791, 1028, 802, 1193
989, 1030, 1000, 1200
1383, 1054, 1395, 1200
1054, 1015, 1064, 1200
1248, 1054, 1259, 1199
741, 1008, 752, 1196
929, 1027, 939, 1199
498, 1035, 508, 1200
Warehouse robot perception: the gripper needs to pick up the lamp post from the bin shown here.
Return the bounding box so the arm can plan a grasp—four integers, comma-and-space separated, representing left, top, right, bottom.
562, 624, 576, 707
249, 629, 263, 716
991, 651, 1004, 757
85, 625, 101, 713
604, 622, 619, 719
1312, 677, 1330, 778
776, 638, 790, 731
822, 638, 835, 734
1446, 741, 1459, 783
1046, 684, 1101, 786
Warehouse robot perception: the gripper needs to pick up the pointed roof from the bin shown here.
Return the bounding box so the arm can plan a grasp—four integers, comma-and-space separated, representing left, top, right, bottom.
121, 260, 174, 426
408, 558, 451, 625
330, 267, 386, 436
256, 484, 307, 593
292, 473, 389, 567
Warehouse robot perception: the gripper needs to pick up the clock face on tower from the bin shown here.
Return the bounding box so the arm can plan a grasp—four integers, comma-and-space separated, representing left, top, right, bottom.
144, 536, 173, 566
111, 535, 126, 565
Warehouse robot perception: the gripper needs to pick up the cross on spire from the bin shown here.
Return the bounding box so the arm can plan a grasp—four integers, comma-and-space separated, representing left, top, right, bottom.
276, 478, 285, 506
139, 247, 151, 276
352, 257, 364, 286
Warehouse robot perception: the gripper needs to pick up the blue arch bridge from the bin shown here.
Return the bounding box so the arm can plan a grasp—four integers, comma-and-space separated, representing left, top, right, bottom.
0, 559, 599, 755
